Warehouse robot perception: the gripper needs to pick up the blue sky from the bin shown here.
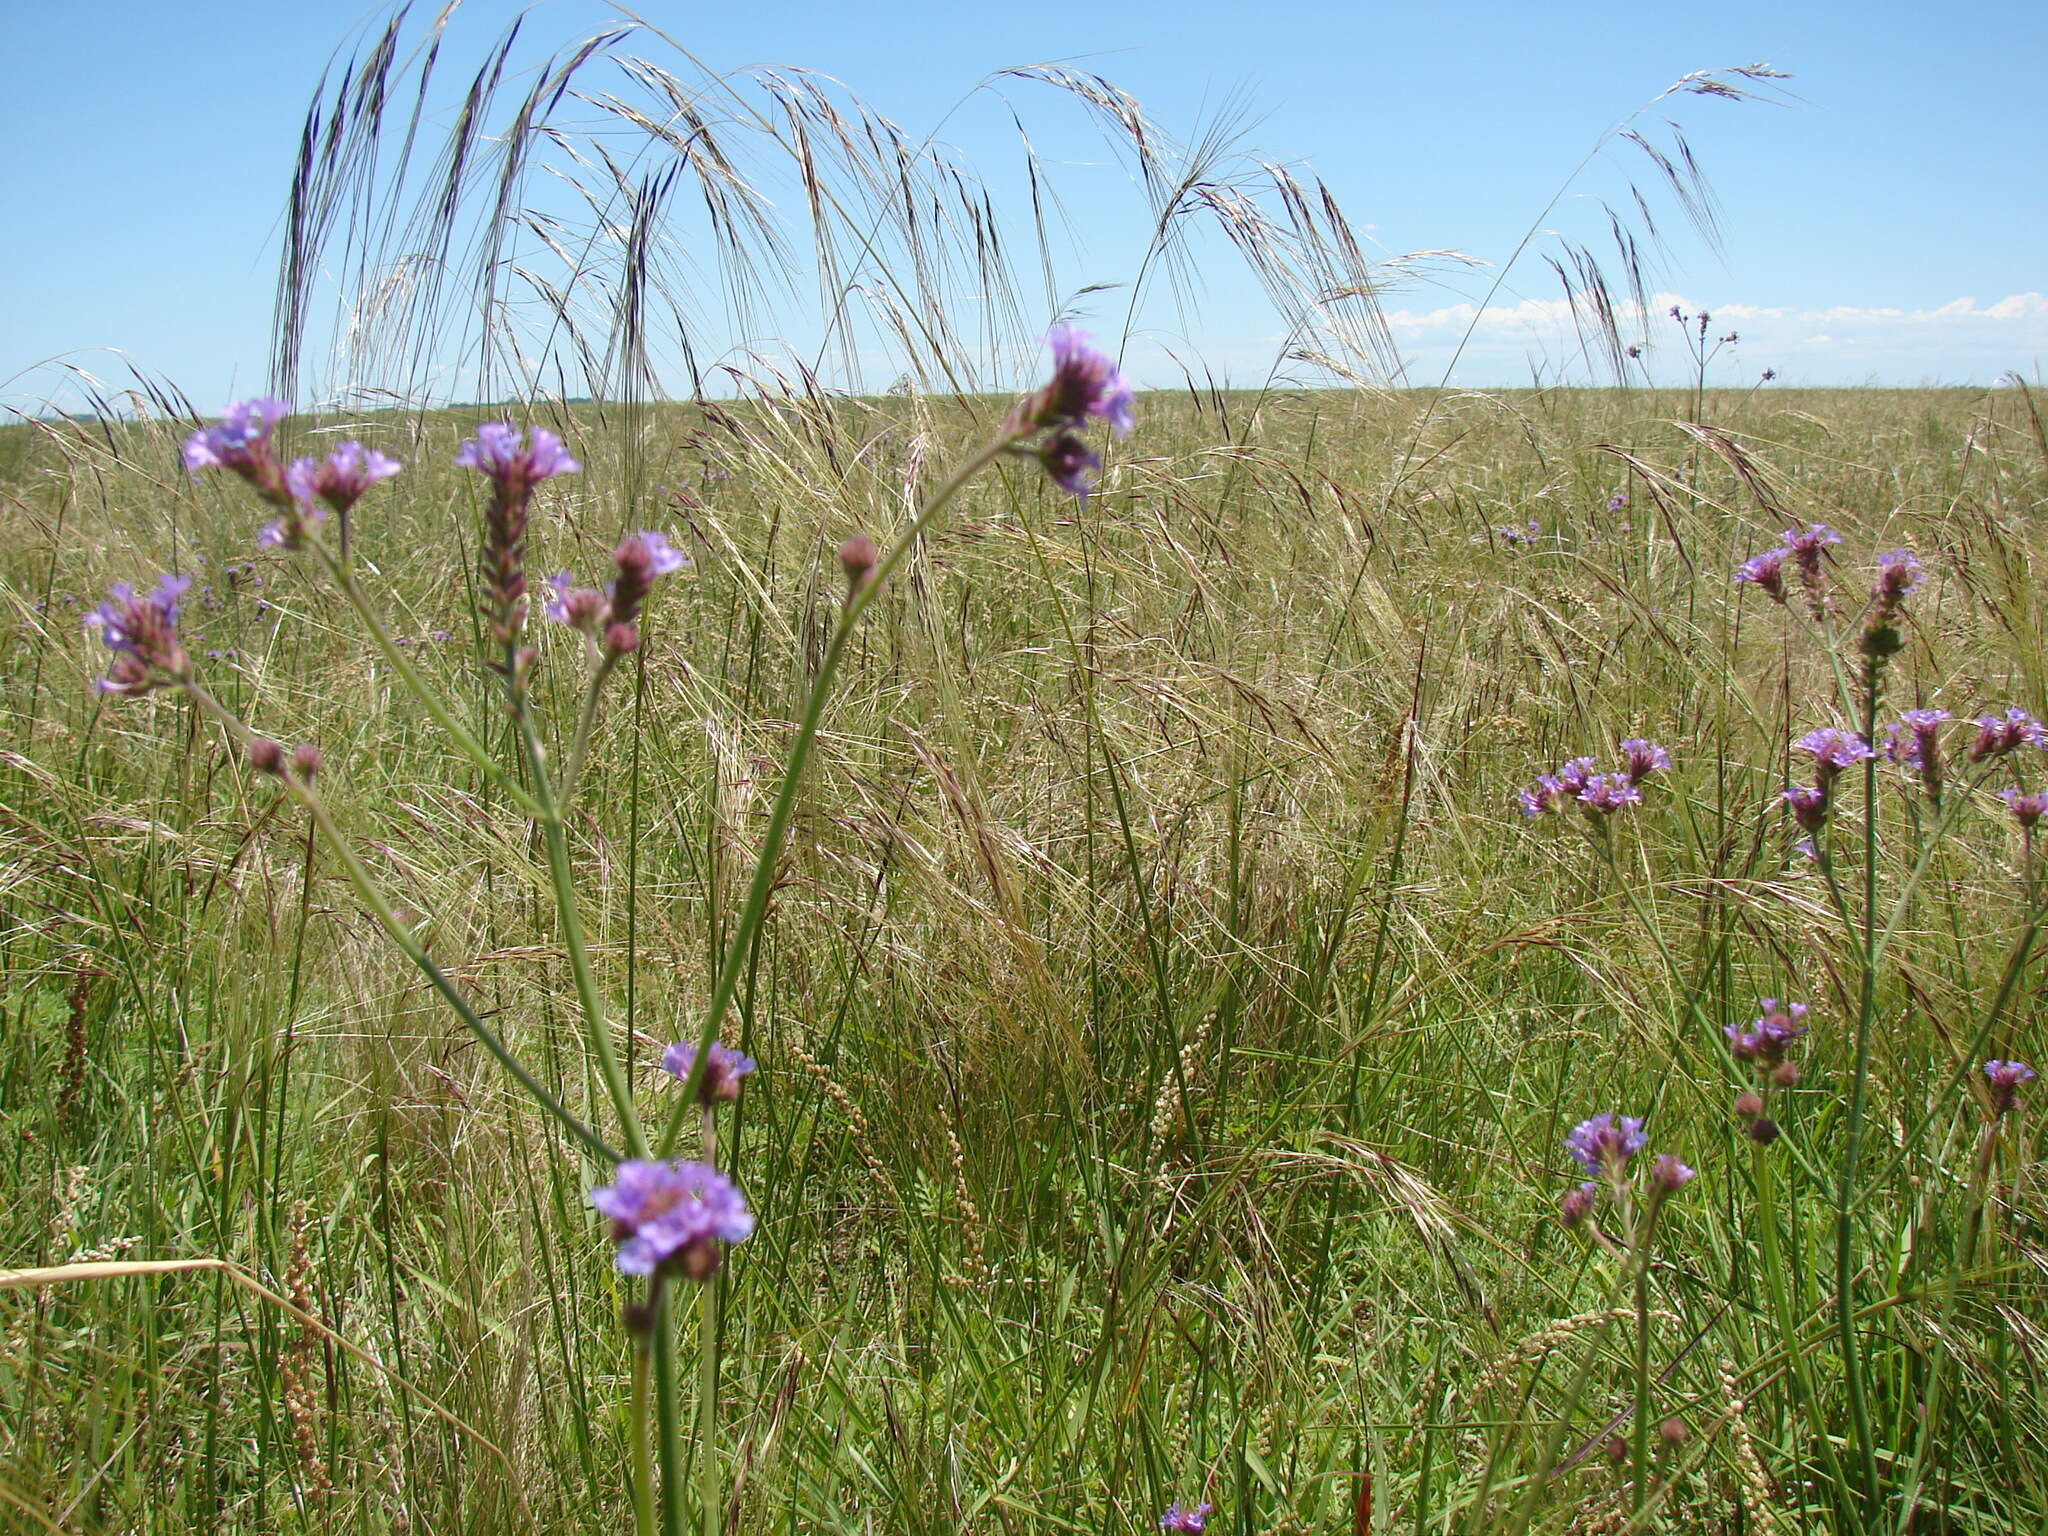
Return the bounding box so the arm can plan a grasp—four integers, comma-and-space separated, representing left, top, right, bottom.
3, 0, 2043, 408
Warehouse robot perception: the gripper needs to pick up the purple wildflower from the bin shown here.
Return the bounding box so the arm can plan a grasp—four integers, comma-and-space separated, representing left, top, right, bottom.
545, 572, 608, 632
1619, 739, 1671, 784
661, 1040, 758, 1105
1761, 368, 1777, 382
285, 442, 402, 514
1519, 774, 1565, 818
1970, 708, 2048, 761
1734, 547, 1790, 603
1560, 1181, 1600, 1227
1985, 1059, 2037, 1115
1795, 728, 1877, 785
1650, 1154, 1696, 1193
455, 423, 581, 490
1027, 325, 1136, 439
1555, 757, 1599, 796
1728, 999, 1808, 1065
1577, 774, 1643, 814
1782, 784, 1829, 831
1871, 550, 1922, 610
182, 398, 294, 505
2000, 787, 2048, 828
1793, 836, 1818, 862
86, 575, 193, 695
1606, 492, 1628, 512
1888, 709, 1949, 797
456, 425, 577, 646
1159, 1503, 1211, 1534
1565, 1113, 1647, 1176
1039, 431, 1102, 501
589, 1159, 753, 1278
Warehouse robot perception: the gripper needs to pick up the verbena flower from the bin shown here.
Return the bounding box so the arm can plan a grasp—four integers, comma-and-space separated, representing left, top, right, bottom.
1555, 757, 1599, 796
456, 424, 578, 647
1970, 708, 2048, 761
1871, 549, 1923, 609
589, 1159, 753, 1278
545, 573, 608, 631
2000, 787, 2048, 828
1565, 1113, 1646, 1176
1734, 547, 1790, 602
1619, 739, 1671, 784
286, 442, 401, 513
1650, 1154, 1696, 1192
455, 422, 581, 489
1159, 1502, 1211, 1533
1985, 1059, 2037, 1114
1783, 784, 1830, 831
1039, 431, 1102, 501
1888, 709, 1949, 792
1029, 325, 1135, 438
87, 575, 193, 695
1577, 774, 1643, 814
1795, 728, 1876, 784
661, 1040, 757, 1105
183, 399, 294, 507
1606, 492, 1628, 512
1519, 774, 1565, 818
1560, 1181, 1600, 1227
1727, 999, 1809, 1064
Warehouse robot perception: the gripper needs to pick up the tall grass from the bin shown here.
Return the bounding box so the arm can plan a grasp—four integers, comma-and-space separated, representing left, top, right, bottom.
2, 9, 2042, 1533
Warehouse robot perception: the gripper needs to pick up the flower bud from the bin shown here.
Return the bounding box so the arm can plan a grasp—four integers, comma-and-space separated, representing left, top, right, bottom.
1746, 1117, 1781, 1145
1770, 1061, 1801, 1089
247, 737, 285, 775
604, 621, 640, 655
290, 743, 321, 781
1659, 1417, 1687, 1448
1735, 1090, 1765, 1119
838, 533, 878, 594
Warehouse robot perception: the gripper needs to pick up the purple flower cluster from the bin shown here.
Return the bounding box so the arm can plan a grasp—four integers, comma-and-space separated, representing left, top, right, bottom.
1496, 520, 1541, 546
1726, 999, 1809, 1065
1561, 1114, 1693, 1225
87, 575, 193, 695
1160, 1503, 1211, 1533
457, 423, 581, 646
1970, 708, 2047, 762
1985, 1059, 2037, 1115
1795, 728, 1878, 783
661, 1039, 757, 1104
183, 398, 294, 507
1565, 1113, 1646, 1176
589, 1159, 753, 1278
546, 531, 689, 655
2000, 787, 2048, 828
184, 403, 404, 552
1008, 327, 1136, 501
1520, 743, 1669, 819
1885, 708, 1950, 799
1735, 525, 1839, 618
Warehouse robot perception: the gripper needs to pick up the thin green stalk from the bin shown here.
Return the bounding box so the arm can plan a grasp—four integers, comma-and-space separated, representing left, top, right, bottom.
175, 679, 615, 1161
1834, 653, 1884, 1518
697, 1106, 721, 1536
515, 689, 648, 1157
632, 1331, 656, 1536
653, 1281, 688, 1536
658, 430, 1019, 1153
561, 648, 625, 808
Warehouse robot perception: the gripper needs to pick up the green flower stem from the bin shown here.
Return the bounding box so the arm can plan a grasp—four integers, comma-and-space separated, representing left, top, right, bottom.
657, 429, 1021, 1153
697, 1106, 721, 1536
652, 1281, 687, 1536
632, 1328, 656, 1536
308, 538, 546, 820
1835, 653, 1884, 1517
175, 678, 614, 1162
561, 648, 626, 809
510, 664, 649, 1158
